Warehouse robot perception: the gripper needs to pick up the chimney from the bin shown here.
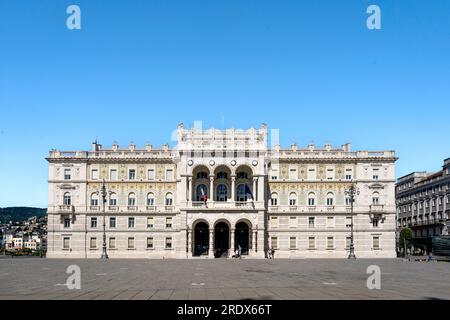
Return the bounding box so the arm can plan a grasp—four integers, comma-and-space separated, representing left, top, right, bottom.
291, 143, 298, 151
92, 141, 100, 152
342, 143, 351, 152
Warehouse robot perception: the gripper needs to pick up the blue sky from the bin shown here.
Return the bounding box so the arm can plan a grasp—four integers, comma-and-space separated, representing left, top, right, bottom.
1, 0, 449, 207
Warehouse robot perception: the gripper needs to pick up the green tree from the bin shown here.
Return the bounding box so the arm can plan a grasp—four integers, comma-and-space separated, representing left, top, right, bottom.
399, 228, 413, 255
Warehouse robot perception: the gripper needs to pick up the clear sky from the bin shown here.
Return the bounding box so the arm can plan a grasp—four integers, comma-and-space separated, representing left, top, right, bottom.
1, 0, 449, 207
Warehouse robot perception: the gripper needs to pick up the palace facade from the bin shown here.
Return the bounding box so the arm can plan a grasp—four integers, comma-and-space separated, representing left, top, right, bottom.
46, 123, 397, 259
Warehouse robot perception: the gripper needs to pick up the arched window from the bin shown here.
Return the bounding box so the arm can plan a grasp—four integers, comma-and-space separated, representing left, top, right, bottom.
345, 196, 351, 206
109, 192, 117, 206
147, 192, 155, 206
196, 184, 208, 201
289, 192, 297, 206
128, 193, 136, 206
237, 172, 249, 180
308, 192, 316, 206
326, 192, 334, 206
372, 192, 380, 205
271, 193, 279, 206
216, 184, 228, 202
90, 193, 99, 206
216, 172, 228, 179
165, 192, 174, 206
237, 184, 247, 202
63, 192, 71, 206
196, 172, 208, 179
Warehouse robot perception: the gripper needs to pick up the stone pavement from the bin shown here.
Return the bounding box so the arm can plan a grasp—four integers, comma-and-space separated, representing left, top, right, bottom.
0, 257, 449, 300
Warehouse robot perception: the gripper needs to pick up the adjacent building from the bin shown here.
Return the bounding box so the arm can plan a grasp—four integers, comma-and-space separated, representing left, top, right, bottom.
396, 158, 450, 244
46, 123, 397, 259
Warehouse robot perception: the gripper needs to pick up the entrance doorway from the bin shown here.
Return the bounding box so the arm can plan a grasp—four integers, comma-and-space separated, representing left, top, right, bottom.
235, 222, 250, 255
194, 222, 209, 256
214, 222, 230, 258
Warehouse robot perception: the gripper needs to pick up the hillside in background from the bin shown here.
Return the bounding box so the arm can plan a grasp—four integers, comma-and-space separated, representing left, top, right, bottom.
0, 207, 47, 223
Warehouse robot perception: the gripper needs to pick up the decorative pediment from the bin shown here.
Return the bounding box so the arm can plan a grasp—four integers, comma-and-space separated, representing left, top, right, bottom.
58, 184, 77, 190
369, 183, 384, 189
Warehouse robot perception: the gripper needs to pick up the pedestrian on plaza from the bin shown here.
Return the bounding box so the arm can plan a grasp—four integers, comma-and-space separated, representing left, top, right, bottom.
238, 245, 242, 259
271, 248, 276, 259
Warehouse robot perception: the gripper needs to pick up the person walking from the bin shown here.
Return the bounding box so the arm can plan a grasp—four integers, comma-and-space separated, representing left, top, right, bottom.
238, 245, 242, 259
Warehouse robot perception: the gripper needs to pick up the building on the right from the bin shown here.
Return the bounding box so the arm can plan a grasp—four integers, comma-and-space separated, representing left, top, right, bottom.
396, 157, 450, 253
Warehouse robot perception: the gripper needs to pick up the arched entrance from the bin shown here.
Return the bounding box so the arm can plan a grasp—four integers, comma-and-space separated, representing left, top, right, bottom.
194, 222, 209, 256
214, 222, 230, 258
235, 222, 250, 255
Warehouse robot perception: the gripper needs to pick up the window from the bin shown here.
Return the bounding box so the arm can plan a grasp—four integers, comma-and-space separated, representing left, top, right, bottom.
147, 193, 155, 206
109, 217, 116, 228
147, 217, 154, 229
63, 192, 71, 206
109, 237, 116, 249
63, 237, 70, 249
271, 237, 278, 249
90, 217, 97, 228
372, 192, 380, 205
308, 217, 315, 228
216, 172, 228, 179
373, 168, 379, 180
346, 217, 352, 228
237, 172, 248, 179
63, 218, 71, 228
307, 167, 316, 180
270, 217, 278, 228
326, 168, 334, 180
165, 193, 174, 206
64, 169, 71, 180
345, 196, 351, 206
327, 237, 334, 249
373, 236, 380, 250
346, 237, 351, 249
128, 237, 135, 249
345, 169, 352, 180
128, 217, 135, 229
128, 193, 136, 206
326, 192, 334, 206
289, 237, 297, 249
90, 237, 97, 249
236, 184, 248, 202
166, 217, 172, 229
109, 193, 117, 206
289, 168, 297, 180
147, 237, 153, 249
197, 172, 208, 179
165, 237, 172, 249
148, 169, 155, 180
196, 184, 208, 201
216, 184, 228, 202
289, 217, 297, 228
90, 193, 99, 206
308, 237, 315, 250
308, 193, 316, 206
110, 169, 117, 180
129, 169, 136, 180
271, 193, 278, 206
289, 193, 297, 206
326, 217, 335, 228
91, 169, 99, 180
372, 218, 379, 228
166, 169, 174, 180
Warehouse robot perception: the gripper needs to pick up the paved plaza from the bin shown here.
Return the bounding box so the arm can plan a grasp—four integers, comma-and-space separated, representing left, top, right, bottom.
0, 258, 449, 300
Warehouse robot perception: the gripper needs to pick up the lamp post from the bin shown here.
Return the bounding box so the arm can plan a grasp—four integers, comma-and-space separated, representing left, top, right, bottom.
345, 184, 359, 259
98, 180, 109, 260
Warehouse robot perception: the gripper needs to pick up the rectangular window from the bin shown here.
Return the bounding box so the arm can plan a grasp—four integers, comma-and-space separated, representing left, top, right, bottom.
271, 237, 278, 249
165, 237, 172, 249
308, 237, 315, 250
64, 169, 71, 180
147, 217, 154, 229
373, 168, 379, 180
63, 218, 71, 228
90, 217, 97, 228
270, 217, 278, 228
147, 237, 153, 249
326, 168, 334, 180
128, 237, 135, 249
346, 217, 352, 228
166, 217, 172, 229
307, 167, 316, 180
289, 168, 297, 180
166, 169, 174, 180
327, 237, 334, 249
110, 169, 117, 180
63, 237, 70, 249
91, 197, 98, 206
91, 169, 99, 180
109, 217, 116, 228
128, 217, 135, 229
90, 237, 97, 249
308, 217, 315, 228
345, 169, 353, 180
289, 217, 297, 228
148, 169, 155, 180
109, 198, 117, 206
346, 236, 351, 249
373, 236, 380, 250
289, 237, 297, 249
109, 237, 116, 249
326, 217, 335, 228
129, 169, 136, 180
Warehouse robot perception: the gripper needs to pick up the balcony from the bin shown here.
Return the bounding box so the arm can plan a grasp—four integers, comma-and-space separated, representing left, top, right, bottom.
187, 201, 258, 210
57, 205, 73, 213
370, 204, 386, 213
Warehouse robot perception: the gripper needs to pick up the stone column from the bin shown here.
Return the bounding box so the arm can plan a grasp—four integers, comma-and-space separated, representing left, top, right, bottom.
253, 178, 258, 202
209, 229, 214, 258
231, 175, 236, 202
230, 229, 235, 255
252, 230, 257, 253
209, 175, 214, 202
187, 229, 192, 257
188, 177, 192, 202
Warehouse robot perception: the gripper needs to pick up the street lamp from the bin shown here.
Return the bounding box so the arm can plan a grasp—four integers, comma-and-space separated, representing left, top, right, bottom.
345, 184, 359, 259
97, 180, 110, 260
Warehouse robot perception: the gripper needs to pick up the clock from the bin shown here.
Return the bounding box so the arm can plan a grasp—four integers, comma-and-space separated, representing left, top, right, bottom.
230, 160, 237, 166
252, 160, 258, 166
188, 160, 194, 166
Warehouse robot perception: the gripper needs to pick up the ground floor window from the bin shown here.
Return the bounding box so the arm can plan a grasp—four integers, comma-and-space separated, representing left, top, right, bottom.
109, 237, 116, 249
90, 237, 97, 249
308, 237, 315, 250
147, 237, 153, 249
128, 237, 135, 249
63, 237, 70, 249
327, 237, 334, 250
166, 237, 172, 249
289, 237, 297, 250
373, 236, 380, 250
270, 236, 278, 249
